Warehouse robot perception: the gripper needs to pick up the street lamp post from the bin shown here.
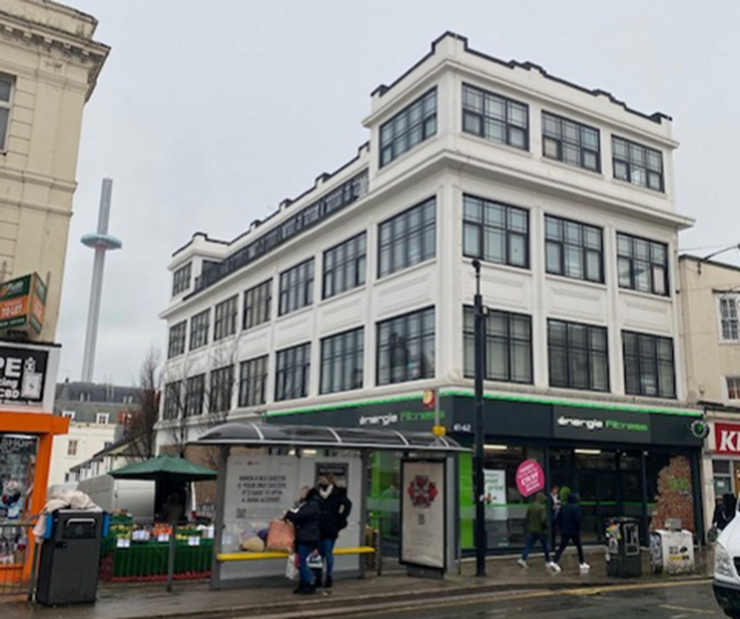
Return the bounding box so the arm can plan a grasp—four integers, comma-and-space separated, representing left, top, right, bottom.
472, 259, 486, 577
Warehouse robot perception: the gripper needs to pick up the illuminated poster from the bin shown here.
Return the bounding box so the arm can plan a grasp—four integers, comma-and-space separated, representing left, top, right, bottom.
400, 459, 446, 570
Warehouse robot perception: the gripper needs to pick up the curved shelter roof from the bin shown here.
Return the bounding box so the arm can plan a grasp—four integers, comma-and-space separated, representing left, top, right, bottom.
193, 422, 467, 453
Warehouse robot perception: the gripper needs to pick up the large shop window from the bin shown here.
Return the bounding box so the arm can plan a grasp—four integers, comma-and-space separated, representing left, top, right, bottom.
323, 233, 367, 299
623, 331, 676, 398
379, 88, 437, 167
548, 319, 609, 392
462, 83, 529, 150
545, 215, 604, 283
481, 446, 546, 549
377, 307, 435, 385
462, 195, 528, 268
275, 343, 311, 401
617, 233, 668, 296
0, 434, 37, 521
279, 259, 314, 316
463, 306, 532, 384
320, 327, 364, 394
378, 198, 436, 278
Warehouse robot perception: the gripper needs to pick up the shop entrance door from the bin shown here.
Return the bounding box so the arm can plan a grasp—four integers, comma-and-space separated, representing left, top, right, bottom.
575, 469, 618, 543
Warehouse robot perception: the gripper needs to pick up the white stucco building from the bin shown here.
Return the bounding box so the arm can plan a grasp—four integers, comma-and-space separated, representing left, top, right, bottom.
160, 33, 705, 548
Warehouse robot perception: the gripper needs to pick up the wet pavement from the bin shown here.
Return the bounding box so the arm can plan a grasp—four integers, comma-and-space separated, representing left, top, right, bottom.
345, 581, 720, 618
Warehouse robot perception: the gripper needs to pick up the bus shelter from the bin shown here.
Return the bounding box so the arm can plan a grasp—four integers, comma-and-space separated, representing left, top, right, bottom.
192, 423, 466, 589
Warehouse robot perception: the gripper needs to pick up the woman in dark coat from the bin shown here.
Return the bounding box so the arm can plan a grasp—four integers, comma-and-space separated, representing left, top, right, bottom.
553, 493, 589, 572
284, 486, 321, 594
315, 473, 352, 588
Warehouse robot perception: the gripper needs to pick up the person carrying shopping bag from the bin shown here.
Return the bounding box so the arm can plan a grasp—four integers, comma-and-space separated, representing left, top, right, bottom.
284, 486, 321, 594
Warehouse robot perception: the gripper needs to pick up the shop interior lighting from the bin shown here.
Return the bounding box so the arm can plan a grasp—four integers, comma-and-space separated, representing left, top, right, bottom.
484, 444, 509, 451
574, 449, 602, 455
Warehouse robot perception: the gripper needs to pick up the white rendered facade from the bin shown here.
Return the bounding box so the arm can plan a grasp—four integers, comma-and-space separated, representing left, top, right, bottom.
158, 33, 697, 454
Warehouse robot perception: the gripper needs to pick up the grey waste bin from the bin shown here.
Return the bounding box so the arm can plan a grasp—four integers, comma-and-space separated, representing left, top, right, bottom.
36, 509, 106, 605
605, 517, 642, 578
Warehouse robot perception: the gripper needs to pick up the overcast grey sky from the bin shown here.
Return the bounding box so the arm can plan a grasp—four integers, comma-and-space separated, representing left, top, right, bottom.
56, 0, 740, 386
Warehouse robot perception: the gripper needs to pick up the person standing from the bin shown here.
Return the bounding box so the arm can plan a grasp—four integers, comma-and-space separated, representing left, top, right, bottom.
714, 493, 737, 532
553, 493, 589, 572
517, 492, 560, 572
314, 473, 353, 589
285, 486, 321, 594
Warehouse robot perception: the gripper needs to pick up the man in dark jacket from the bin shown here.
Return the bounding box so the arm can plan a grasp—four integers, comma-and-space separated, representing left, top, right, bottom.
553, 493, 589, 572
518, 492, 560, 572
315, 473, 352, 588
713, 493, 737, 532
284, 486, 321, 594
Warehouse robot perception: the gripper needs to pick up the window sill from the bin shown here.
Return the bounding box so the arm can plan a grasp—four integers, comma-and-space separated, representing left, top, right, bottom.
320, 283, 367, 307
243, 320, 272, 335
276, 303, 314, 322
541, 156, 604, 179
617, 287, 673, 302
460, 131, 533, 159
544, 272, 607, 291
611, 177, 666, 198
376, 257, 437, 286
462, 256, 531, 277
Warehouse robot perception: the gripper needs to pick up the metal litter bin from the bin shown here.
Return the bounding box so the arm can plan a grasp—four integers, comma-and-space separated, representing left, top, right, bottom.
605, 518, 642, 578
36, 509, 106, 605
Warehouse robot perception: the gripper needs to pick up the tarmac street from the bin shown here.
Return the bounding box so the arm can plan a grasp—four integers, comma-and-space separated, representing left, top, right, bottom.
342, 581, 721, 619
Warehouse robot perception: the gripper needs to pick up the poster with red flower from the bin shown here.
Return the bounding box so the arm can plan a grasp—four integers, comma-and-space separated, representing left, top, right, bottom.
401, 459, 446, 570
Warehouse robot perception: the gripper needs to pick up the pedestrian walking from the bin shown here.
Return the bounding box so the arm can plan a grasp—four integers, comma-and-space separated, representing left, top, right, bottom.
553, 493, 589, 572
314, 473, 353, 589
517, 492, 561, 572
548, 484, 561, 547
284, 486, 321, 594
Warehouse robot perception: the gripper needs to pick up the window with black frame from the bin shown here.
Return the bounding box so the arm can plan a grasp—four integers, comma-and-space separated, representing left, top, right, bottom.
545, 215, 603, 283
463, 307, 532, 383
162, 382, 182, 420
379, 88, 437, 167
279, 259, 314, 316
542, 112, 600, 172
548, 319, 609, 392
239, 355, 268, 407
323, 233, 367, 299
209, 365, 234, 413
0, 75, 12, 153
462, 83, 529, 150
214, 295, 238, 341
617, 233, 668, 296
612, 136, 664, 192
321, 327, 364, 394
378, 198, 436, 278
377, 307, 435, 385
167, 321, 186, 359
243, 279, 272, 330
275, 343, 311, 401
189, 309, 210, 350
463, 195, 528, 268
623, 331, 675, 398
185, 374, 205, 417
172, 262, 192, 296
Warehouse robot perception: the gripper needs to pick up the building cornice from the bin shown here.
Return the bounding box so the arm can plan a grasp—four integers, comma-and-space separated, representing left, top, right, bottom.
0, 8, 109, 101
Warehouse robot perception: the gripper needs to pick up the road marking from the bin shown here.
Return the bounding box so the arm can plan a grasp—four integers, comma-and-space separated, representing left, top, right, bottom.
564, 578, 712, 597
659, 604, 716, 615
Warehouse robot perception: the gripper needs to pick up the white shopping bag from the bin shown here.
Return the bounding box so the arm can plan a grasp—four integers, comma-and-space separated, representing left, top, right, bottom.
285, 554, 299, 581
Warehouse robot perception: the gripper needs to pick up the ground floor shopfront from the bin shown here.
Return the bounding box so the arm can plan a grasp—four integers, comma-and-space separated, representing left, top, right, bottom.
702, 410, 740, 531
267, 389, 704, 553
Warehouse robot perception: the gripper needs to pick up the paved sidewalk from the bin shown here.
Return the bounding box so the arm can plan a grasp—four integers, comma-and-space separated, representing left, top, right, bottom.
1, 547, 714, 619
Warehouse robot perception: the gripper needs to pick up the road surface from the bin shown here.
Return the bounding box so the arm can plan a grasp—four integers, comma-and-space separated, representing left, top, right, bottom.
344, 580, 721, 619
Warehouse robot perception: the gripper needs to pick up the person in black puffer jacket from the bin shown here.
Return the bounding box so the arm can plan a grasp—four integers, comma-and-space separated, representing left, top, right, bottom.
314, 473, 352, 589
284, 486, 321, 594
552, 493, 590, 572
